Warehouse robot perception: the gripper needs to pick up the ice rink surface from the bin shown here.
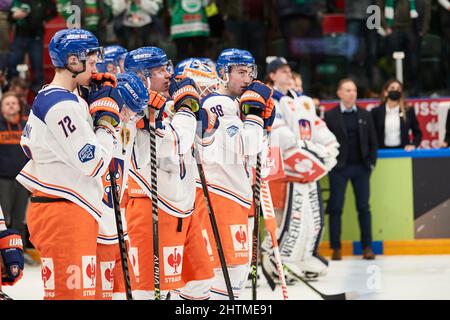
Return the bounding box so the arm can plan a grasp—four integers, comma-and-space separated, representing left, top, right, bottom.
4, 255, 450, 300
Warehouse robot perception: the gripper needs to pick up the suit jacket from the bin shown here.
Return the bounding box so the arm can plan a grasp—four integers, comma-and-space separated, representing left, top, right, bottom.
324, 105, 378, 170
371, 104, 422, 148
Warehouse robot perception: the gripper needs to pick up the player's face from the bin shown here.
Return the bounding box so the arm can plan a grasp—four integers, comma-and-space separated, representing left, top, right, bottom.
120, 107, 142, 124
228, 65, 254, 97
106, 63, 118, 75
150, 65, 171, 93
70, 54, 98, 86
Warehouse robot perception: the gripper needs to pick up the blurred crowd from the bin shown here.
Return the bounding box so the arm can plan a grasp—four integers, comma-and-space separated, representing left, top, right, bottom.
0, 0, 449, 100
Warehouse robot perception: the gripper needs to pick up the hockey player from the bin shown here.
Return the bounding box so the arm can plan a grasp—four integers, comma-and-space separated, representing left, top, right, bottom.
0, 204, 24, 295
194, 49, 275, 300
261, 57, 340, 283
123, 47, 217, 300
16, 29, 124, 300
94, 72, 149, 300
167, 58, 221, 300
96, 45, 128, 75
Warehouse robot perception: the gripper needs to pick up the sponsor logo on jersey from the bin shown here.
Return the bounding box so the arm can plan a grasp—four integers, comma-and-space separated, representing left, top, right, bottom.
226, 125, 239, 137
100, 261, 115, 291
129, 247, 140, 279
163, 246, 183, 276
41, 257, 55, 290
82, 256, 97, 289
201, 229, 214, 260
230, 224, 248, 252
78, 143, 96, 163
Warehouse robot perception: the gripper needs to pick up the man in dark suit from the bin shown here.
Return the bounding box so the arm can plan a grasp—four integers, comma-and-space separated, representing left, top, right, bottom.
324, 79, 378, 260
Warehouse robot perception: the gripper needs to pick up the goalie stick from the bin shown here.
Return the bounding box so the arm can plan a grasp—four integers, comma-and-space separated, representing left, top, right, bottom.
108, 162, 133, 300
283, 265, 359, 300
193, 146, 235, 300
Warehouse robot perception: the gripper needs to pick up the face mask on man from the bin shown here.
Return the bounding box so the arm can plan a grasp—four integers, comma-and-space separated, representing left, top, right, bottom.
388, 90, 402, 101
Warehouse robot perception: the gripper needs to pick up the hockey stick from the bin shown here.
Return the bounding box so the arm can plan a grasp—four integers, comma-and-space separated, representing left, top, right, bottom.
0, 290, 13, 300
283, 264, 358, 300
193, 146, 234, 300
149, 108, 161, 300
108, 162, 133, 300
251, 152, 263, 300
260, 181, 289, 300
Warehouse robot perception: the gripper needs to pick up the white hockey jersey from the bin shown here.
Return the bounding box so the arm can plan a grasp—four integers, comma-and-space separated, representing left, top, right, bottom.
97, 123, 137, 244
195, 93, 264, 209
272, 89, 339, 171
128, 105, 198, 218
17, 85, 116, 223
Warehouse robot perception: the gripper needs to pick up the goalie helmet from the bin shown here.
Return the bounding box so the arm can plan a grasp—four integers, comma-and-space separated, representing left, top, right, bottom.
173, 58, 219, 97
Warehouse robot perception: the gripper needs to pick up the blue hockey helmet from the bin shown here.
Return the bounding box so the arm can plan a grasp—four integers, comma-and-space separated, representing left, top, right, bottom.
97, 45, 128, 73
116, 72, 149, 121
216, 49, 257, 80
124, 46, 173, 79
49, 29, 104, 69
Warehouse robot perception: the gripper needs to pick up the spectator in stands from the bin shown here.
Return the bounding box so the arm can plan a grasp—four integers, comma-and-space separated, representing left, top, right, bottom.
377, 0, 431, 96
0, 0, 11, 74
324, 78, 378, 260
168, 0, 210, 62
9, 77, 30, 120
345, 0, 378, 92
0, 92, 29, 255
439, 0, 450, 94
218, 0, 272, 72
371, 79, 422, 150
8, 0, 57, 95
109, 0, 163, 50
57, 0, 111, 44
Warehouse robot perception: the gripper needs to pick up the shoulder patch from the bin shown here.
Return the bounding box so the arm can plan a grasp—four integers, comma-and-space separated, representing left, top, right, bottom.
226, 125, 239, 137
78, 144, 96, 163
32, 88, 79, 124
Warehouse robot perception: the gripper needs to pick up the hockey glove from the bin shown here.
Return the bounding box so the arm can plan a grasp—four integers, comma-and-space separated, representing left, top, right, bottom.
169, 77, 200, 113
240, 81, 273, 116
262, 97, 276, 132
0, 229, 24, 286
88, 84, 125, 129
196, 108, 220, 139
91, 72, 117, 88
